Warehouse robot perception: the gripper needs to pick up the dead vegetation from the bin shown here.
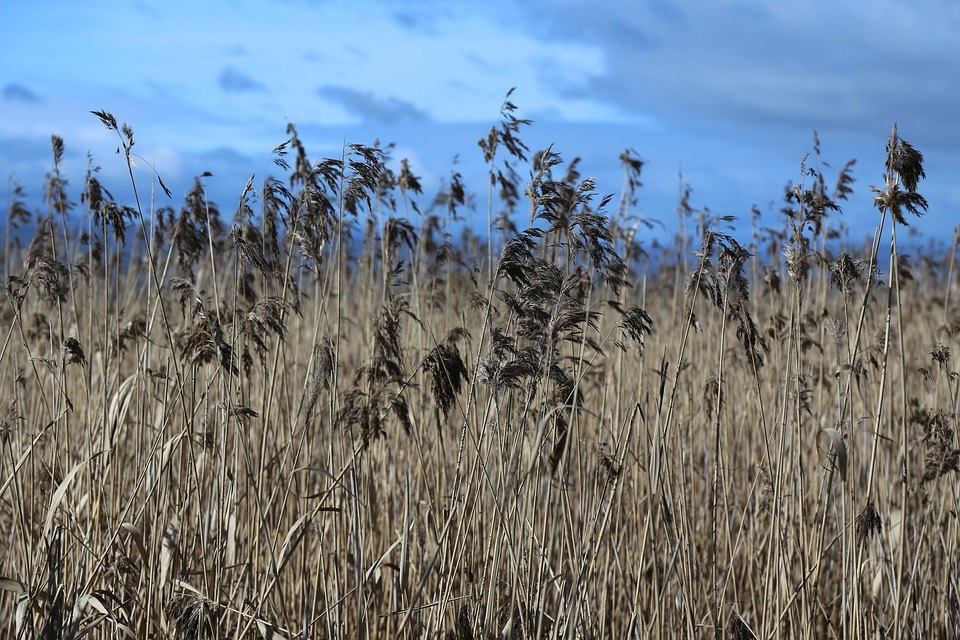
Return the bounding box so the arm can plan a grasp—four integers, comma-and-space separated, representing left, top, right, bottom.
1, 98, 959, 639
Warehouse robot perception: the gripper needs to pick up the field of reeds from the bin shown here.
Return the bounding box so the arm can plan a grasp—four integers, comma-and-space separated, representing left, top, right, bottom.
2, 97, 959, 639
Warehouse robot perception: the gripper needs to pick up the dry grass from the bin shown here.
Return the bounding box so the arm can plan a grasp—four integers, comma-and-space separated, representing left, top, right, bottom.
1, 102, 959, 639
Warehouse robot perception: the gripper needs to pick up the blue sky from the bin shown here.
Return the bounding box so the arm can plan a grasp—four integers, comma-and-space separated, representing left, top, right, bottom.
2, 0, 959, 245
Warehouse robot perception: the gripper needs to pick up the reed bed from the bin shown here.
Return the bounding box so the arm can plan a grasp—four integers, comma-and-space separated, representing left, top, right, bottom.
1, 97, 959, 639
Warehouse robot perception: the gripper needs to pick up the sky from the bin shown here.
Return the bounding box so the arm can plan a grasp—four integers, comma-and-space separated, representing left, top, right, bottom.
2, 0, 959, 248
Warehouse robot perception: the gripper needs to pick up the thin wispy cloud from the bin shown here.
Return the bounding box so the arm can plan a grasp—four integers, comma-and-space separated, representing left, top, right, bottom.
392, 11, 424, 30
218, 67, 266, 92
317, 86, 430, 124
3, 83, 41, 103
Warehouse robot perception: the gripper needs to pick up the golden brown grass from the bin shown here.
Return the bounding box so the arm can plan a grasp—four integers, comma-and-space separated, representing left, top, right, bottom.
1, 105, 959, 639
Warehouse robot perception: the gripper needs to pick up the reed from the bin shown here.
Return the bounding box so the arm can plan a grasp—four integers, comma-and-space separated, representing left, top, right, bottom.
1, 101, 957, 639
